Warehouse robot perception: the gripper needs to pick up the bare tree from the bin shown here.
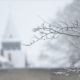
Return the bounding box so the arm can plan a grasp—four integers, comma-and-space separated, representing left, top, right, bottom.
26, 18, 80, 45
25, 0, 80, 67
24, 17, 80, 67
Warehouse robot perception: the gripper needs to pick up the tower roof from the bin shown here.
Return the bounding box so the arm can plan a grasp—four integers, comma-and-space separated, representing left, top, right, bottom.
2, 14, 20, 42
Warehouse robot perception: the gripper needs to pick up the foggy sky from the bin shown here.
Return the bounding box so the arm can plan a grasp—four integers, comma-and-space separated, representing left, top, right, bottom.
0, 0, 73, 66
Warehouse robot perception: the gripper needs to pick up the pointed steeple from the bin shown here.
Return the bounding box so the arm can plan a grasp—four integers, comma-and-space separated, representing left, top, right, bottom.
2, 13, 20, 42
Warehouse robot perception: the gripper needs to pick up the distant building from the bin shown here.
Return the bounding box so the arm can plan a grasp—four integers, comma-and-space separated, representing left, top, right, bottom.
0, 14, 26, 68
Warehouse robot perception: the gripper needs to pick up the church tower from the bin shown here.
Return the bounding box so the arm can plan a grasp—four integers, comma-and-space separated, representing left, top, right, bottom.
1, 15, 25, 68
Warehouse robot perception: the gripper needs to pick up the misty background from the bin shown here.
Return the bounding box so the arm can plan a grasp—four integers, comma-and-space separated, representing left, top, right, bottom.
1, 0, 79, 68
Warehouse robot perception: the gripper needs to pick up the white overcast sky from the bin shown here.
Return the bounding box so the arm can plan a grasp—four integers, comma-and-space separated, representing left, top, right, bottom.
0, 0, 73, 66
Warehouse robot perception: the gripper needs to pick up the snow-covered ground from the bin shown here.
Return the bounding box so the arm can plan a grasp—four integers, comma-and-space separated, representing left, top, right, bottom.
0, 56, 12, 69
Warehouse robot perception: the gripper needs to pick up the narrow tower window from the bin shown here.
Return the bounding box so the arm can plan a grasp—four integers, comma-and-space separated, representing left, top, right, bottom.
0, 49, 4, 56
8, 53, 12, 61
